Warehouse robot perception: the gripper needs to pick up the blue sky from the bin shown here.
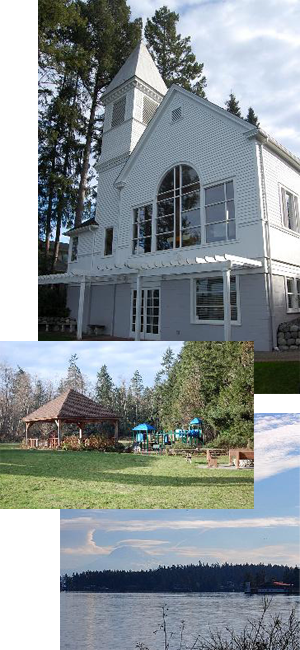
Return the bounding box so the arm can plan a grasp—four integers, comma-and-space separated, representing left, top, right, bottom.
60, 507, 299, 572
129, 0, 300, 157
0, 341, 183, 388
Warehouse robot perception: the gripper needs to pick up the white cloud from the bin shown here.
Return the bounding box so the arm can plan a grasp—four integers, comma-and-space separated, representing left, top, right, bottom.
130, 0, 300, 155
255, 420, 300, 480
61, 515, 299, 533
170, 543, 300, 565
61, 529, 114, 556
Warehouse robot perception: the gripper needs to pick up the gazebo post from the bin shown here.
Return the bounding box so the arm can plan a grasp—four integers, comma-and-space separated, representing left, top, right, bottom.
55, 419, 61, 445
114, 420, 119, 443
25, 422, 29, 444
78, 423, 84, 439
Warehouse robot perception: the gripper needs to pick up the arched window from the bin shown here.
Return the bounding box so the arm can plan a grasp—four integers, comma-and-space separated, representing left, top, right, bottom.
156, 165, 201, 250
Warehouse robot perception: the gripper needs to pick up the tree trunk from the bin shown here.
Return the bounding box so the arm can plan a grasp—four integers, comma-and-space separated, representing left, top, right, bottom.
75, 73, 101, 227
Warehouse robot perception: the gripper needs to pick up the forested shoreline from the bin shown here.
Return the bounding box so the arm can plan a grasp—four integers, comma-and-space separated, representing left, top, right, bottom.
0, 342, 253, 446
61, 562, 299, 592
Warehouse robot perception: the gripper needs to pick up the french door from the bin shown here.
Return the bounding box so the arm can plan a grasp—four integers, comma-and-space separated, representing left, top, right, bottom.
131, 288, 160, 339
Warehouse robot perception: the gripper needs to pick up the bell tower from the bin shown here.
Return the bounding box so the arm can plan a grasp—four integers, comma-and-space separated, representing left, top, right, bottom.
98, 41, 167, 167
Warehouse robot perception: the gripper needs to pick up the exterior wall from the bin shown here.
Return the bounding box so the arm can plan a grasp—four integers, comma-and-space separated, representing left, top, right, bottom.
117, 91, 265, 268
272, 273, 300, 329
262, 146, 300, 267
92, 162, 126, 271
68, 230, 94, 274
160, 272, 271, 351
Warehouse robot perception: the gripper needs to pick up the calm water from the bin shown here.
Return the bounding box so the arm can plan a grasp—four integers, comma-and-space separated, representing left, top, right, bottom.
61, 592, 299, 650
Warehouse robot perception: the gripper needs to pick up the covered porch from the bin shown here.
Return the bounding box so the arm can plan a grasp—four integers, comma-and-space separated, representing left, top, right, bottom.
38, 254, 262, 342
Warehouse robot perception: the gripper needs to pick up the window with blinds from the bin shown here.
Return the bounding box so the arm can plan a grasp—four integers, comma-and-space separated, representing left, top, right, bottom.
195, 276, 238, 321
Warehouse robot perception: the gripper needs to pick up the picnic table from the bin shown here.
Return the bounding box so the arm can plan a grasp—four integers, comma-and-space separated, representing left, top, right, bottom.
206, 449, 226, 468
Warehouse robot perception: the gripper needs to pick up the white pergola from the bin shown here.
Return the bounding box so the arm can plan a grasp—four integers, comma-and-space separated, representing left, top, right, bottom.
38, 254, 262, 341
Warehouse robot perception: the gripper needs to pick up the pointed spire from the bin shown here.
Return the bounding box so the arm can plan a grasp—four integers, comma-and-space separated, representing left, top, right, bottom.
102, 41, 167, 100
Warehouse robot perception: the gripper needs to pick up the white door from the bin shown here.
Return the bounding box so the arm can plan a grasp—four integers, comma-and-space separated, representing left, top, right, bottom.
131, 288, 160, 339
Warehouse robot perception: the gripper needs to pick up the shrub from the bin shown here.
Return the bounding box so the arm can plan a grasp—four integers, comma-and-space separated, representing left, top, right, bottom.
61, 435, 83, 451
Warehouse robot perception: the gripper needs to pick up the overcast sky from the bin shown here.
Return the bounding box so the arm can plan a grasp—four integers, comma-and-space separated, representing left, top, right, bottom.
61, 507, 299, 573
0, 341, 182, 387
130, 0, 300, 156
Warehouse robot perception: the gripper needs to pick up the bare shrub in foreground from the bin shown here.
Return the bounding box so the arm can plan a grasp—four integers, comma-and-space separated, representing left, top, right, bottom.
136, 600, 299, 650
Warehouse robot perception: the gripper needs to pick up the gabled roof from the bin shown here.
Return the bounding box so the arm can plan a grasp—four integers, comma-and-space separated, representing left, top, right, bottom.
115, 84, 256, 186
23, 389, 120, 423
64, 218, 98, 237
102, 41, 167, 100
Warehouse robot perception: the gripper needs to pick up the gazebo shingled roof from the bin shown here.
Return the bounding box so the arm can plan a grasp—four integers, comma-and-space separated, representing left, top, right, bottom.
22, 389, 120, 445
22, 389, 120, 423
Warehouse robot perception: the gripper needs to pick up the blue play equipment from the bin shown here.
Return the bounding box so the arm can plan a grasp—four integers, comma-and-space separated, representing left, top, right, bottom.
132, 423, 155, 451
132, 418, 203, 452
174, 418, 203, 446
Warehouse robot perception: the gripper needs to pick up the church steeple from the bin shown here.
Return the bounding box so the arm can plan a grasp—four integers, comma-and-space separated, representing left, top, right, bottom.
98, 42, 167, 166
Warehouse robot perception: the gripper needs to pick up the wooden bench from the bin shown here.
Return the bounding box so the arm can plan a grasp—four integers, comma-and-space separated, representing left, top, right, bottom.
206, 448, 227, 468
87, 324, 106, 336
229, 448, 254, 469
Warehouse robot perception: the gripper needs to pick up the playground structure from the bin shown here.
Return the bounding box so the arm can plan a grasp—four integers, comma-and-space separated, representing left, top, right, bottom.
132, 418, 204, 452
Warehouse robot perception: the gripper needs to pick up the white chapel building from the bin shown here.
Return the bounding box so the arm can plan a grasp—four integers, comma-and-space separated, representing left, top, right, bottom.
39, 42, 300, 349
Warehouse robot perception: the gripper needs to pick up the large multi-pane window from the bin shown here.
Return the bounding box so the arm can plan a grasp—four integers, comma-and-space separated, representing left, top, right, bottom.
195, 276, 238, 322
281, 187, 299, 232
156, 165, 201, 250
133, 204, 152, 254
205, 181, 236, 243
286, 277, 300, 312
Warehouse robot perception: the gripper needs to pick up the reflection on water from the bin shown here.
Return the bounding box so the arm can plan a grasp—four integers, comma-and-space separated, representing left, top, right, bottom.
61, 592, 299, 650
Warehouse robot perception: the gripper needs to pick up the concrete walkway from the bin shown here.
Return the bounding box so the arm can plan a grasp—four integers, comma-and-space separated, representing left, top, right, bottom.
255, 351, 300, 362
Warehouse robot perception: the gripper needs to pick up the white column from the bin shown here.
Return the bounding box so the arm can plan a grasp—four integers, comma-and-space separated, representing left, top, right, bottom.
135, 274, 142, 341
56, 419, 61, 445
25, 422, 29, 444
78, 424, 83, 439
77, 277, 86, 341
114, 420, 119, 443
223, 267, 231, 341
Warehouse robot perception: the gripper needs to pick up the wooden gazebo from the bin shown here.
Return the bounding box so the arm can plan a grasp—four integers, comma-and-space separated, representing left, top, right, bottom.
22, 389, 120, 446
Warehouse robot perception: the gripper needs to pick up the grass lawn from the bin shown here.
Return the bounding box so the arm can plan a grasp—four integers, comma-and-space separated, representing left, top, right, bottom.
0, 446, 253, 509
254, 361, 300, 393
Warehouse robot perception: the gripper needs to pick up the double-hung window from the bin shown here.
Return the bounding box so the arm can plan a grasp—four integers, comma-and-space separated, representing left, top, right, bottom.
205, 181, 236, 243
133, 204, 152, 254
281, 187, 299, 233
286, 277, 300, 312
195, 276, 238, 322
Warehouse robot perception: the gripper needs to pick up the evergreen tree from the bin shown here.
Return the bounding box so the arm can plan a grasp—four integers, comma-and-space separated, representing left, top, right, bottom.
225, 93, 242, 117
144, 5, 206, 96
74, 0, 142, 226
95, 365, 114, 408
60, 353, 85, 393
246, 106, 260, 127
130, 370, 144, 424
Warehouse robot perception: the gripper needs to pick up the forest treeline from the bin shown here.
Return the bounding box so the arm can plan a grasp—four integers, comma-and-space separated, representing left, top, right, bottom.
61, 562, 299, 592
0, 341, 253, 446
39, 0, 259, 273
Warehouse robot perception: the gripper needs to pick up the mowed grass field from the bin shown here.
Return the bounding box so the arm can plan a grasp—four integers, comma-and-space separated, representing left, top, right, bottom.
254, 361, 300, 393
0, 446, 253, 509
